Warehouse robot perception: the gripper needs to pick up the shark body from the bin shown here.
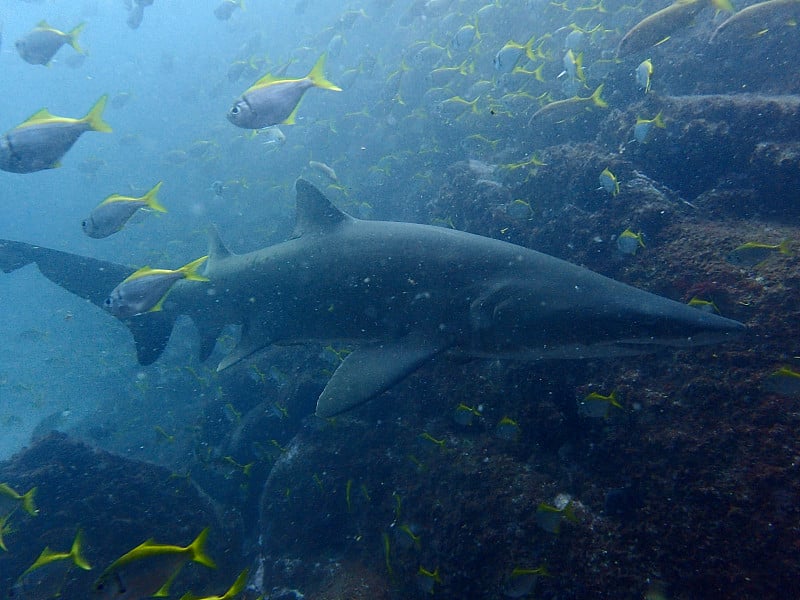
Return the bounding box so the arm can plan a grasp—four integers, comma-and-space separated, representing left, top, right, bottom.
0, 179, 744, 417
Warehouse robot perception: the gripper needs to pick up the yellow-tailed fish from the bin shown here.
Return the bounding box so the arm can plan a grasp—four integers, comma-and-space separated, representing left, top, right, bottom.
763, 366, 800, 398
16, 21, 85, 66
0, 95, 112, 173
636, 58, 654, 93
227, 53, 341, 129
579, 390, 623, 418
104, 256, 209, 319
12, 530, 92, 599
179, 569, 249, 600
0, 483, 38, 516
83, 181, 166, 239
726, 239, 792, 267
598, 168, 620, 196
529, 84, 607, 124
634, 111, 666, 143
617, 229, 645, 255
94, 528, 216, 600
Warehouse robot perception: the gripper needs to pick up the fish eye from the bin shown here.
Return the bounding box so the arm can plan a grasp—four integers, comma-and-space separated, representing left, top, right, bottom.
104, 297, 112, 307
230, 105, 240, 115
81, 220, 88, 228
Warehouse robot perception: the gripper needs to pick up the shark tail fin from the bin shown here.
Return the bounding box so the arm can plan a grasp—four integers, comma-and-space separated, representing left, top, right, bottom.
0, 238, 176, 366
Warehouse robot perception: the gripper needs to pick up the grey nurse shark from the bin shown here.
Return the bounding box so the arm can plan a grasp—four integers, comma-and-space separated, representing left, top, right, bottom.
0, 179, 744, 418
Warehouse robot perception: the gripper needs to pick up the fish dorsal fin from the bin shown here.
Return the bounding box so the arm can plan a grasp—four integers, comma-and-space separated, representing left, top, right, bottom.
207, 226, 232, 262
251, 72, 280, 88
36, 20, 51, 29
293, 178, 352, 237
21, 109, 57, 126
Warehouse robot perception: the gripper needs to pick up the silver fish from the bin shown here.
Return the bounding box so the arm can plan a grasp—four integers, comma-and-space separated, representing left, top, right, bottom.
0, 96, 112, 174
16, 21, 85, 66
227, 53, 341, 129
82, 182, 165, 239
104, 257, 209, 319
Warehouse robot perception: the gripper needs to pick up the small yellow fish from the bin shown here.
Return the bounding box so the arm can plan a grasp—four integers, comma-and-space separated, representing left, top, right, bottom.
180, 569, 249, 600
104, 256, 209, 318
0, 483, 38, 517
227, 53, 342, 129
536, 500, 577, 534
617, 228, 645, 255
636, 58, 654, 93
634, 111, 666, 143
0, 95, 112, 173
495, 416, 521, 441
687, 297, 721, 314
727, 240, 792, 267
599, 168, 620, 196
530, 84, 607, 124
12, 530, 91, 599
416, 566, 442, 594
579, 390, 623, 418
94, 528, 216, 600
763, 366, 800, 398
16, 21, 85, 66
82, 181, 166, 239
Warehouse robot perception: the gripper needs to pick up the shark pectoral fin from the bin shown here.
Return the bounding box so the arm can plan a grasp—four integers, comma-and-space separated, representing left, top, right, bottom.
315, 335, 445, 418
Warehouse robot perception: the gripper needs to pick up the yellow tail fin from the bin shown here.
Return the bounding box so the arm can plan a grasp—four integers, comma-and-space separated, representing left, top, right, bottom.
69, 530, 92, 571
83, 96, 112, 133
68, 22, 87, 54
590, 84, 607, 108
307, 53, 343, 92
21, 486, 38, 516
187, 527, 217, 568
142, 181, 167, 213
179, 256, 210, 283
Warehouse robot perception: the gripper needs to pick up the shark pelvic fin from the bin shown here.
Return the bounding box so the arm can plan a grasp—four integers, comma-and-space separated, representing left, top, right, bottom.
315, 333, 446, 418
292, 178, 354, 237
216, 323, 271, 372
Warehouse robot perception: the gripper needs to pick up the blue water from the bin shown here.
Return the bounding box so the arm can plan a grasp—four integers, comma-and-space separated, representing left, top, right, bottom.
1, 1, 798, 597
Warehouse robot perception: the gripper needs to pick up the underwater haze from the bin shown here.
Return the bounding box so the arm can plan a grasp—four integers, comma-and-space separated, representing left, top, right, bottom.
1, 0, 799, 598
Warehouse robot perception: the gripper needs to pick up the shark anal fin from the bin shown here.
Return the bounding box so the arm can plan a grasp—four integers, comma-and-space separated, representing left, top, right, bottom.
315, 334, 445, 418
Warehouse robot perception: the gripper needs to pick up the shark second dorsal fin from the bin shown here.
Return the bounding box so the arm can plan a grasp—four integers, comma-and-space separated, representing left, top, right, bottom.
293, 178, 353, 237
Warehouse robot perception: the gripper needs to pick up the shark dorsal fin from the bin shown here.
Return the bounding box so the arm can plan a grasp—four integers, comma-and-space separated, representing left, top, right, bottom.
293, 178, 352, 237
